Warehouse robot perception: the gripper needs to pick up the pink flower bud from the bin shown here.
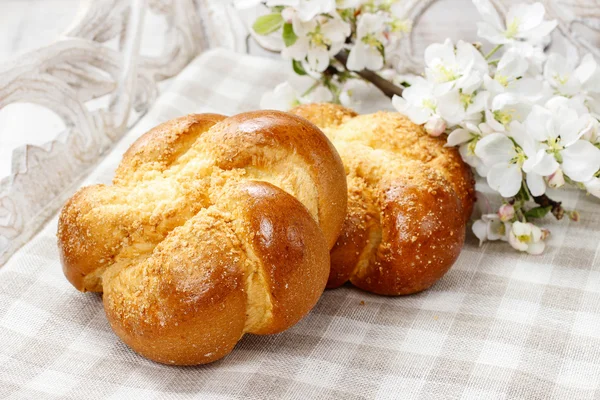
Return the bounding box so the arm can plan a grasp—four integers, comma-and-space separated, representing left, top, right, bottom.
281, 7, 295, 23
424, 116, 446, 137
498, 204, 515, 222
568, 210, 580, 222
540, 228, 551, 240
548, 169, 565, 188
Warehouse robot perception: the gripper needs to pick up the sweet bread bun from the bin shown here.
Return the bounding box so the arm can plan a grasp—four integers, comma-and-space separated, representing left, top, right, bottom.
58, 111, 347, 365
290, 103, 475, 295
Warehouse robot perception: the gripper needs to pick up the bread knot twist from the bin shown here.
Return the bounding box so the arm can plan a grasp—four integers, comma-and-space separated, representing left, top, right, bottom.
58, 111, 347, 365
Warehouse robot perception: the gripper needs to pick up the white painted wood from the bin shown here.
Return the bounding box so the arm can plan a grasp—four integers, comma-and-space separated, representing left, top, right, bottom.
0, 0, 204, 263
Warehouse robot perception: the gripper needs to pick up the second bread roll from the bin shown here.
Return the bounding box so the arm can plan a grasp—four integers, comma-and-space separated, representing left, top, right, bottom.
290, 103, 475, 295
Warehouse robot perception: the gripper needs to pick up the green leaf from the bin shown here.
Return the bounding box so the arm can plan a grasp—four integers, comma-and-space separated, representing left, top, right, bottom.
292, 59, 307, 76
252, 13, 283, 35
524, 206, 552, 219
282, 23, 297, 46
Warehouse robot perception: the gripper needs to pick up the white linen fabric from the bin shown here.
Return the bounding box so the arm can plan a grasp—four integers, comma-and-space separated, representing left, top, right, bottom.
1, 49, 599, 400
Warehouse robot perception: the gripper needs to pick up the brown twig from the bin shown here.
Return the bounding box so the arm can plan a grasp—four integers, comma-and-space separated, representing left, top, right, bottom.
334, 51, 404, 98
533, 194, 564, 220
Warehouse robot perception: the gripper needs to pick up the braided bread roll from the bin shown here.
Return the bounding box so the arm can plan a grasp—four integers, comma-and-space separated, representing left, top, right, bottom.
58, 111, 347, 365
290, 103, 475, 295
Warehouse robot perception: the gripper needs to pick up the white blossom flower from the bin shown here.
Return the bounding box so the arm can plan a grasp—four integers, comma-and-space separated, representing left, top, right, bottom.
386, 1, 413, 40
508, 41, 548, 75
525, 104, 600, 183
485, 50, 547, 102
484, 52, 549, 106
544, 53, 600, 97
282, 16, 350, 72
490, 50, 529, 90
260, 80, 334, 110
424, 39, 488, 94
484, 92, 532, 132
510, 120, 559, 196
392, 77, 438, 124
473, 213, 511, 245
473, 0, 557, 45
474, 133, 524, 197
347, 13, 387, 71
508, 221, 546, 254
260, 82, 300, 110
392, 77, 468, 125
446, 122, 493, 177
339, 79, 371, 109
304, 85, 334, 103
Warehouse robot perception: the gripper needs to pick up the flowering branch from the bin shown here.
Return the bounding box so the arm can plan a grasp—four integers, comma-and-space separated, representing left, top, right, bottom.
240, 0, 600, 255
532, 194, 564, 220
334, 50, 404, 98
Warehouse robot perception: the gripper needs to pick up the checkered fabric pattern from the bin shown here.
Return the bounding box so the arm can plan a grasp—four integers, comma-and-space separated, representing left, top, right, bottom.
1, 48, 600, 400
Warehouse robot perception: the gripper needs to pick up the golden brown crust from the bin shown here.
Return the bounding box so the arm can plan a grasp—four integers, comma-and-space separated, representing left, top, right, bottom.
290, 103, 475, 295
114, 113, 227, 184
57, 112, 346, 365
203, 111, 347, 248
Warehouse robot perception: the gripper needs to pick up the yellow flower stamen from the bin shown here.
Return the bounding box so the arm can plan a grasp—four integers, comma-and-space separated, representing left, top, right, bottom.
495, 74, 509, 87
511, 147, 527, 166
467, 139, 479, 156
390, 18, 412, 33
505, 18, 520, 39
308, 26, 331, 49
362, 33, 381, 48
422, 98, 436, 110
494, 109, 516, 126
553, 73, 570, 85
435, 64, 458, 82
460, 92, 474, 109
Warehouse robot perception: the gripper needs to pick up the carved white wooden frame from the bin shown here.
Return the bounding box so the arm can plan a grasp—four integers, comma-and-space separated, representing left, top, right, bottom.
0, 0, 597, 264
0, 0, 207, 263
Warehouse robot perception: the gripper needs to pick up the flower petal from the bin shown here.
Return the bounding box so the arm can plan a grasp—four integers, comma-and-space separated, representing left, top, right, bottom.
522, 20, 557, 41
307, 47, 330, 72
260, 82, 298, 110
584, 177, 600, 198
346, 44, 365, 71
526, 172, 546, 196
486, 162, 523, 197
510, 2, 545, 33
392, 95, 431, 125
525, 105, 553, 141
424, 39, 456, 69
437, 90, 464, 126
457, 40, 488, 75
497, 50, 529, 80
472, 0, 505, 31
475, 133, 517, 165
561, 140, 600, 182
472, 219, 488, 246
446, 128, 472, 146
364, 47, 384, 71
477, 22, 509, 44
531, 149, 559, 176
527, 240, 545, 255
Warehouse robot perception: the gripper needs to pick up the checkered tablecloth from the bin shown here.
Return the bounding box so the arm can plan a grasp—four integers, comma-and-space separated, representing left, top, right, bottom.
1, 48, 599, 400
